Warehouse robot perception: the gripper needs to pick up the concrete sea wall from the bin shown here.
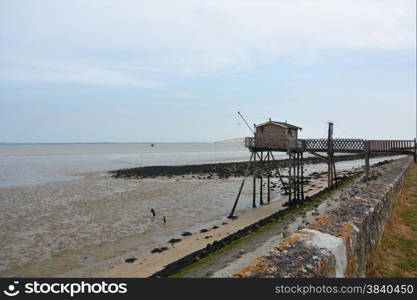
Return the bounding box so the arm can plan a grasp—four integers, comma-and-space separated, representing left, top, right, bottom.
234, 156, 414, 278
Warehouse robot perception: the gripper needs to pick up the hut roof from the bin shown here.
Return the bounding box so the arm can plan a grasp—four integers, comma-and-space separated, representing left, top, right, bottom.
256, 120, 302, 130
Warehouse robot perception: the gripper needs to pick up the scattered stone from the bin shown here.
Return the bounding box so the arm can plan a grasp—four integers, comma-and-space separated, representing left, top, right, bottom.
168, 238, 182, 244
110, 154, 374, 180
125, 258, 137, 263
181, 231, 192, 237
79, 255, 92, 265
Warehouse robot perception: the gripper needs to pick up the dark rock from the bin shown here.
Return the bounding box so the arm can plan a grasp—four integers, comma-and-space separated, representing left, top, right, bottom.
168, 238, 182, 244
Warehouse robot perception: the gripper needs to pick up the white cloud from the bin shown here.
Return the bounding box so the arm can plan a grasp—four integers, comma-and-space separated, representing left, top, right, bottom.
0, 0, 415, 84
0, 58, 162, 88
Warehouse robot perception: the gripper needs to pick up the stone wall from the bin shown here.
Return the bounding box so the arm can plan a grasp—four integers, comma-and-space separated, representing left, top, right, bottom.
234, 156, 414, 278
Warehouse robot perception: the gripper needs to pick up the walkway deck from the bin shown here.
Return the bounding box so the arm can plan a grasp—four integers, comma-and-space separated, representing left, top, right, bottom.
245, 137, 416, 155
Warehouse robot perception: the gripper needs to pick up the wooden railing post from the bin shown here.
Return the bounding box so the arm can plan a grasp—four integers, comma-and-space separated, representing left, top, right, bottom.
364, 140, 370, 182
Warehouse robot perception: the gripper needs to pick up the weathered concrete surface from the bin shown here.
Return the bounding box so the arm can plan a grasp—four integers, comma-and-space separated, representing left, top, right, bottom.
234, 156, 414, 278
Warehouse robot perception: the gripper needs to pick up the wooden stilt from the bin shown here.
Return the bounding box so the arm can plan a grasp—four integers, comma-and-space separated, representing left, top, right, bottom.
327, 122, 334, 189
327, 160, 330, 187
288, 153, 292, 205
267, 151, 271, 203
294, 152, 298, 204
364, 141, 370, 182
259, 151, 264, 205
253, 150, 256, 207
295, 152, 300, 203
228, 152, 254, 218
301, 152, 305, 201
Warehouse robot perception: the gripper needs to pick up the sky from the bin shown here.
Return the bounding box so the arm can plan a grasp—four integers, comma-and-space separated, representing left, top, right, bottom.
0, 0, 415, 143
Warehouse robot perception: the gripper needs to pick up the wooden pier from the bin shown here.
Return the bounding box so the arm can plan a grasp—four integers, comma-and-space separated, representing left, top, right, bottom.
244, 137, 416, 155
229, 120, 416, 218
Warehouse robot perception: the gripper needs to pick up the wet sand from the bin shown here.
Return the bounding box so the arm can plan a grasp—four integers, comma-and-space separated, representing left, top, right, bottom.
0, 156, 400, 278
92, 171, 346, 278
0, 175, 256, 277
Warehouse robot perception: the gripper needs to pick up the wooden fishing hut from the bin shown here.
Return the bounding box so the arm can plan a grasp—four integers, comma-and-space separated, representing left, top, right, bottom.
228, 118, 416, 219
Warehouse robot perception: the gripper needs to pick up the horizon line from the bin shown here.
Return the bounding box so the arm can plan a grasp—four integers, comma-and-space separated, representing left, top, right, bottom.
0, 138, 246, 145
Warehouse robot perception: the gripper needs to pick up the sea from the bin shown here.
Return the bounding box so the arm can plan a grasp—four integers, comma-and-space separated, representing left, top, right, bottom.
0, 142, 250, 187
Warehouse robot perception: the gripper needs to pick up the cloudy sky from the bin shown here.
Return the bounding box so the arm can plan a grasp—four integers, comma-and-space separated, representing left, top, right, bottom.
0, 0, 415, 142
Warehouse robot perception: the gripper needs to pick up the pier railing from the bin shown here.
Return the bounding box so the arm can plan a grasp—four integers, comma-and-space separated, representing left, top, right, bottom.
245, 137, 416, 155
368, 140, 415, 153
302, 138, 365, 152
244, 137, 302, 151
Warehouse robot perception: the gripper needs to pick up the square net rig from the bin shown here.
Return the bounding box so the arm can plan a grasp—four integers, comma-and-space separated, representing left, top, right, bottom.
228, 114, 416, 219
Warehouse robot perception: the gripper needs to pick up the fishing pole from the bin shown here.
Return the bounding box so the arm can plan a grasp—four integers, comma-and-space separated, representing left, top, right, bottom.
237, 111, 255, 136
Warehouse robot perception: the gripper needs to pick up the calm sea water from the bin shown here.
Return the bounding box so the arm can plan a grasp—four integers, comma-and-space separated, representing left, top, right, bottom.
0, 142, 258, 187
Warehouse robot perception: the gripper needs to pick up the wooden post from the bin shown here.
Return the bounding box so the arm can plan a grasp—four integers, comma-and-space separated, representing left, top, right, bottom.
288, 153, 292, 205
270, 151, 288, 194
260, 151, 264, 205
253, 150, 256, 208
364, 140, 370, 182
292, 152, 296, 205
228, 152, 254, 218
297, 152, 301, 202
295, 152, 299, 203
327, 160, 331, 188
327, 122, 334, 188
267, 151, 271, 203
301, 152, 305, 201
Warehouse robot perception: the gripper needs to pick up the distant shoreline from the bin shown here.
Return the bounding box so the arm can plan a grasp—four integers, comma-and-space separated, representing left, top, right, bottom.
0, 138, 245, 145
0, 142, 215, 145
